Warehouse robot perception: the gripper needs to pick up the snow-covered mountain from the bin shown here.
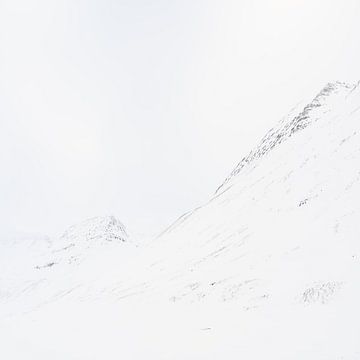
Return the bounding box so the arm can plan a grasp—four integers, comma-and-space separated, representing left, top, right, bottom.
60, 215, 128, 245
50, 215, 129, 264
1, 81, 360, 360
0, 216, 131, 317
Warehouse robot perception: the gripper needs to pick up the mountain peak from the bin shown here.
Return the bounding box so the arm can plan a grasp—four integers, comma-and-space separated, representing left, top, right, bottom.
215, 81, 358, 195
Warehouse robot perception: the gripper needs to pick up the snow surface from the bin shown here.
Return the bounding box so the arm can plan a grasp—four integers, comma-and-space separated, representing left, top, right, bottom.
1, 81, 360, 359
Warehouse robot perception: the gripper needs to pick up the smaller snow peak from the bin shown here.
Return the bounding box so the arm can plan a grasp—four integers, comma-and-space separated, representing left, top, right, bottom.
60, 216, 128, 245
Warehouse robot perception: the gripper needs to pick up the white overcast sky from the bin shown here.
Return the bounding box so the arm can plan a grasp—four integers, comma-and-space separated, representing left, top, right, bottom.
1, 0, 360, 237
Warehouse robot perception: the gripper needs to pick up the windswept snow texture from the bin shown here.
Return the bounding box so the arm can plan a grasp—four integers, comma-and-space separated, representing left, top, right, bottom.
2, 81, 360, 359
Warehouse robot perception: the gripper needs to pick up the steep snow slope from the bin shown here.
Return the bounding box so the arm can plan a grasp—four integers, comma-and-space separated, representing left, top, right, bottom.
216, 81, 355, 194
149, 81, 360, 306
1, 81, 360, 360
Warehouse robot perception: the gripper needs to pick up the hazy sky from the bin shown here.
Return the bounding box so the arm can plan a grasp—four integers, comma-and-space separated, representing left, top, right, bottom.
1, 0, 360, 237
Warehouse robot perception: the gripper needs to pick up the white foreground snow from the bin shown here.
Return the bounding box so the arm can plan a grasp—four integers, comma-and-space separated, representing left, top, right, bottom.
1, 81, 360, 359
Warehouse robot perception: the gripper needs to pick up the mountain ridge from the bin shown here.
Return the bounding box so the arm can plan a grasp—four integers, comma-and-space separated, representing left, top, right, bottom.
215, 81, 358, 195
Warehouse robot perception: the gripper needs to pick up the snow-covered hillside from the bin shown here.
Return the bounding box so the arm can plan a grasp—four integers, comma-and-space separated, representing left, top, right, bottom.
1, 81, 360, 359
